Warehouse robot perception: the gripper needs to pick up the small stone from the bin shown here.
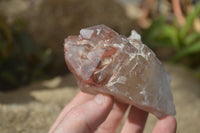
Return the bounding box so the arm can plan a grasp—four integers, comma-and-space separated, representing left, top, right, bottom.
64, 25, 176, 118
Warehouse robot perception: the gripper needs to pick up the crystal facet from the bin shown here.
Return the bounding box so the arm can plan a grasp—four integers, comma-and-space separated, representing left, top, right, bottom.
64, 25, 176, 118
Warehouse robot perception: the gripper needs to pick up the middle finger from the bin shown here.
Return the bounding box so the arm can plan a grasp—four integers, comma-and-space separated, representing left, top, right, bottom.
95, 100, 129, 133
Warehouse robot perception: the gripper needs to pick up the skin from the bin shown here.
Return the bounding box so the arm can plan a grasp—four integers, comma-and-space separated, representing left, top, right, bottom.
49, 92, 177, 133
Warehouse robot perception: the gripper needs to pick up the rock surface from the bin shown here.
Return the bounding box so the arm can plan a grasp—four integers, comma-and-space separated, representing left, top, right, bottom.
64, 25, 175, 118
0, 64, 200, 133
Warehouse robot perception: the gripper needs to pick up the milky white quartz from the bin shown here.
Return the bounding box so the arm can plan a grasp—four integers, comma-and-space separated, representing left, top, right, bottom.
64, 25, 176, 118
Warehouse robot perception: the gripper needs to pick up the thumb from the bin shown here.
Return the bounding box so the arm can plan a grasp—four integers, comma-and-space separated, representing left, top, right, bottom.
51, 94, 113, 133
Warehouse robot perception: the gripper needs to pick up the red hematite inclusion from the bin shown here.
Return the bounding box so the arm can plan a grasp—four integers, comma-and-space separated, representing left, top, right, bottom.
64, 25, 176, 118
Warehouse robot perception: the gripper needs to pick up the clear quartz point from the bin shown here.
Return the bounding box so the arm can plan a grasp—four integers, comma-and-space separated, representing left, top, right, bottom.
64, 25, 176, 118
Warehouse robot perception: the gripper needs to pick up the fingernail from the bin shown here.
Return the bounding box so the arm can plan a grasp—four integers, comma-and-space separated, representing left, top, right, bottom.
94, 94, 104, 105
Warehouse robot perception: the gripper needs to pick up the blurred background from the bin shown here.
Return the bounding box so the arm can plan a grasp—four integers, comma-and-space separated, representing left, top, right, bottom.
0, 0, 200, 133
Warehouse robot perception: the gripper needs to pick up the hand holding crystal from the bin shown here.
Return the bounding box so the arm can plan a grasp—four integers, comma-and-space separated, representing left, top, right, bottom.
64, 25, 176, 118
49, 92, 176, 133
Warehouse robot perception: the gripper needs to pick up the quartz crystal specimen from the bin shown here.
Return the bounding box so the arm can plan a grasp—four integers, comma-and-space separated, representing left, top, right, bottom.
64, 25, 176, 118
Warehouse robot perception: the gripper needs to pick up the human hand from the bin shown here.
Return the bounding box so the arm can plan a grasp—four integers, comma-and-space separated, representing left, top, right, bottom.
49, 92, 177, 133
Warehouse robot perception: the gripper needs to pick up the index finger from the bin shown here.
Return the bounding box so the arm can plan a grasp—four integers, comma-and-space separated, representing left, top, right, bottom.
51, 93, 114, 133
49, 91, 94, 132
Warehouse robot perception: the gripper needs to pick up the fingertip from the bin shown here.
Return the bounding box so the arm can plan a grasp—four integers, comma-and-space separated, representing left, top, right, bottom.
165, 116, 177, 132
160, 115, 177, 131
153, 115, 177, 133
160, 115, 177, 125
121, 106, 148, 133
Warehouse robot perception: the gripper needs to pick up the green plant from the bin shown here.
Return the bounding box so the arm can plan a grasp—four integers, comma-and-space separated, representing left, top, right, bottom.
0, 16, 52, 90
142, 3, 200, 66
